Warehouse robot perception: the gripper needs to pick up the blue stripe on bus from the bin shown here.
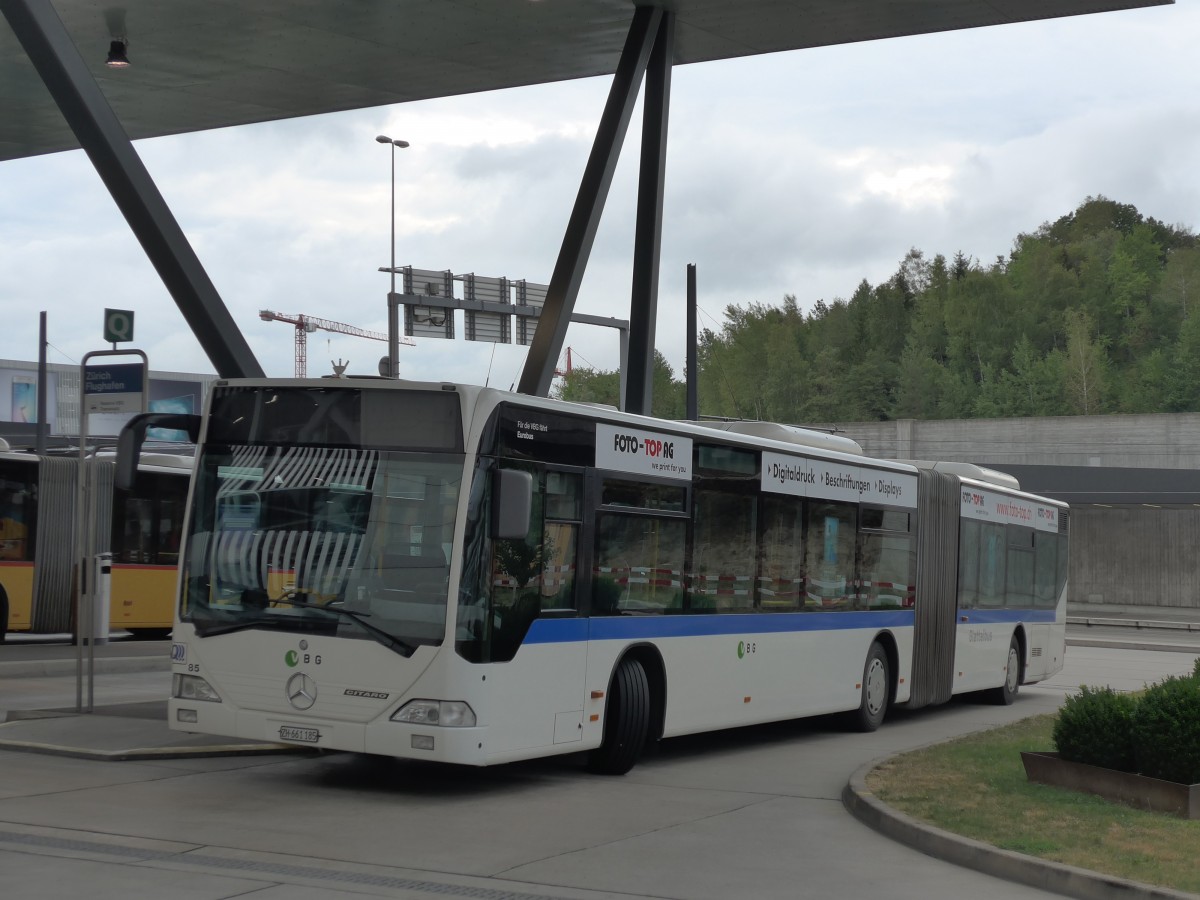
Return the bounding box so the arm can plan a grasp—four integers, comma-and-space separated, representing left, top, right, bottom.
959, 608, 1057, 625
521, 606, 1058, 644
523, 610, 915, 644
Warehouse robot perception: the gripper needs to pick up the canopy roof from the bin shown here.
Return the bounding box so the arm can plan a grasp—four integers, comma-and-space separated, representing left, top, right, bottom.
2, 0, 1170, 161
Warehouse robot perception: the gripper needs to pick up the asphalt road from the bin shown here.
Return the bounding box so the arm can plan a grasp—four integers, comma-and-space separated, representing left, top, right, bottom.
1, 640, 1197, 900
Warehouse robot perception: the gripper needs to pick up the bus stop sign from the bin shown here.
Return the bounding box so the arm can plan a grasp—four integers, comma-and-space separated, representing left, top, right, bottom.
103, 309, 135, 343
84, 362, 145, 413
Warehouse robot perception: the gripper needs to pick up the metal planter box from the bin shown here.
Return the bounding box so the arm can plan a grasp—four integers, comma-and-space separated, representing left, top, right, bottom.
1021, 751, 1200, 820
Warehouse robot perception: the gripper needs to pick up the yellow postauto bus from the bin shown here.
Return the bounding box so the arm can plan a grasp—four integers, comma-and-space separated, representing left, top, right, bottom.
0, 445, 190, 641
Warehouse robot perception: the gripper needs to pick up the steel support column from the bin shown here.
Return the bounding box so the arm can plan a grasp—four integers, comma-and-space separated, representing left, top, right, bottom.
686, 263, 698, 420
517, 4, 663, 398
624, 11, 674, 416
2, 0, 264, 379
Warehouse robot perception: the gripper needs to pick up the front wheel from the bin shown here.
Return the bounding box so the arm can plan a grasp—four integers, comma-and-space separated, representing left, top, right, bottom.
989, 636, 1021, 706
852, 642, 890, 732
587, 656, 651, 775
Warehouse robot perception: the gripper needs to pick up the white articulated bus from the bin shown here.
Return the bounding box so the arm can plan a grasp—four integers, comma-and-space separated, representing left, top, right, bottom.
127, 379, 1067, 774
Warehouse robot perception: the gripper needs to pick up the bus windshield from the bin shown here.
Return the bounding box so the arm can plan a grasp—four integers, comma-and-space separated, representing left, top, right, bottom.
179, 386, 464, 654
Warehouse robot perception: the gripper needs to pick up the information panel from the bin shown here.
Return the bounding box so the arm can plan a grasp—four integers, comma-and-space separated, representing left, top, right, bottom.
84, 362, 145, 414
596, 423, 692, 481
761, 450, 916, 508
960, 485, 1060, 533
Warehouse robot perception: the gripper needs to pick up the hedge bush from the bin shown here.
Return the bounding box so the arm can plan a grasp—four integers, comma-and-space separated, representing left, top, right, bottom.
1053, 662, 1200, 784
1052, 685, 1137, 772
1130, 671, 1200, 785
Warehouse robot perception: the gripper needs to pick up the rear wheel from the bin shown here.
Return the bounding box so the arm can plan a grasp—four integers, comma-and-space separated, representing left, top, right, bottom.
587, 656, 650, 775
852, 642, 890, 732
990, 636, 1021, 706
0, 585, 9, 643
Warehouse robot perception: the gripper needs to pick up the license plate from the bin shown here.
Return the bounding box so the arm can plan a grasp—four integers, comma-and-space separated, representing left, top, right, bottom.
279, 725, 320, 743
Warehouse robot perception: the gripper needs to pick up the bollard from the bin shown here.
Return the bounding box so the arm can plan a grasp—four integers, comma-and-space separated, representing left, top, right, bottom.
91, 552, 112, 645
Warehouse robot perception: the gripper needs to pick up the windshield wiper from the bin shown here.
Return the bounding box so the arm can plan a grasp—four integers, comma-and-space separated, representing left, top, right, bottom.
193, 615, 275, 638
292, 601, 418, 656
190, 598, 417, 656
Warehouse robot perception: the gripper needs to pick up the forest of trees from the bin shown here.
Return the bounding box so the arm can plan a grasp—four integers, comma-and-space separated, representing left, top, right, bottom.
554, 197, 1200, 423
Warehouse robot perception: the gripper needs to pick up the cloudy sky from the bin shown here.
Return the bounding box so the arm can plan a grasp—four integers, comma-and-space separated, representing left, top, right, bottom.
1, 2, 1197, 391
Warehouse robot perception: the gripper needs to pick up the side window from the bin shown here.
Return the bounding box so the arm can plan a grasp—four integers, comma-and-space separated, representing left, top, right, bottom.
540, 471, 582, 610
1055, 530, 1069, 603
1006, 525, 1034, 607
592, 477, 688, 615
858, 509, 914, 610
978, 522, 1007, 607
118, 497, 154, 563
593, 514, 686, 613
690, 488, 756, 611
759, 495, 804, 611
0, 462, 37, 562
1034, 530, 1058, 608
154, 472, 188, 565
958, 518, 980, 609
805, 501, 856, 609
110, 470, 189, 566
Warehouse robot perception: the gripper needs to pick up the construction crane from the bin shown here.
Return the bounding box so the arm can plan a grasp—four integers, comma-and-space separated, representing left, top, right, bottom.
555, 346, 574, 378
258, 310, 414, 378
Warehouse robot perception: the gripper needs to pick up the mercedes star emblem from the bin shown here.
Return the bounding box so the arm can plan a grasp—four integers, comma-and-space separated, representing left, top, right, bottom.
286, 673, 318, 710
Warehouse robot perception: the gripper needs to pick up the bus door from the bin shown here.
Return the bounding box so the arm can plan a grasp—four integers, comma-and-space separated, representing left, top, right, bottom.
486, 465, 587, 652
484, 463, 590, 749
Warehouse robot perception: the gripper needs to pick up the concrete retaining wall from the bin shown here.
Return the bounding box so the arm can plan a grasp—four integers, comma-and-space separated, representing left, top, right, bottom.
824, 413, 1200, 470
1070, 507, 1200, 609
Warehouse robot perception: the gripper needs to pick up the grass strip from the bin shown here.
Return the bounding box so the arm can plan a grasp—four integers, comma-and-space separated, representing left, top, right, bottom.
866, 714, 1200, 894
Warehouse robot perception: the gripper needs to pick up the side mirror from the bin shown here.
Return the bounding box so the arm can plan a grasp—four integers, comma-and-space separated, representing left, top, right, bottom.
115, 412, 202, 491
490, 469, 533, 540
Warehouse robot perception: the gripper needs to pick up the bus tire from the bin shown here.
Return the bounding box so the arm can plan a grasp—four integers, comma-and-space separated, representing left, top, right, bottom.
990, 636, 1021, 706
587, 656, 650, 775
0, 584, 8, 643
852, 642, 890, 732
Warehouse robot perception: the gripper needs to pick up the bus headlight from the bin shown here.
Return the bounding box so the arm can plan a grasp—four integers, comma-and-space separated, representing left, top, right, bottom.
392, 699, 476, 727
172, 673, 222, 702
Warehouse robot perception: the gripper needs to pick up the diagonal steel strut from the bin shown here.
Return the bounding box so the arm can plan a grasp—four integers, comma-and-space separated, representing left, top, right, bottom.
2, 0, 265, 379
517, 4, 665, 399
624, 11, 674, 415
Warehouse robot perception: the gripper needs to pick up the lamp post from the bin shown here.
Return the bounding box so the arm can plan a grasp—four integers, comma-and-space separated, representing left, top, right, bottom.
376, 134, 410, 378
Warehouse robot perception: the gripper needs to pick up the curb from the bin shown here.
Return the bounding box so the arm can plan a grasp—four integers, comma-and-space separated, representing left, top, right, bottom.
842, 761, 1197, 900
0, 735, 311, 762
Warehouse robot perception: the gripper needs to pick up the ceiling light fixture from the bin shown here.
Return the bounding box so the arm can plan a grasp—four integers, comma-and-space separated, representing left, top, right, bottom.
105, 39, 130, 68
